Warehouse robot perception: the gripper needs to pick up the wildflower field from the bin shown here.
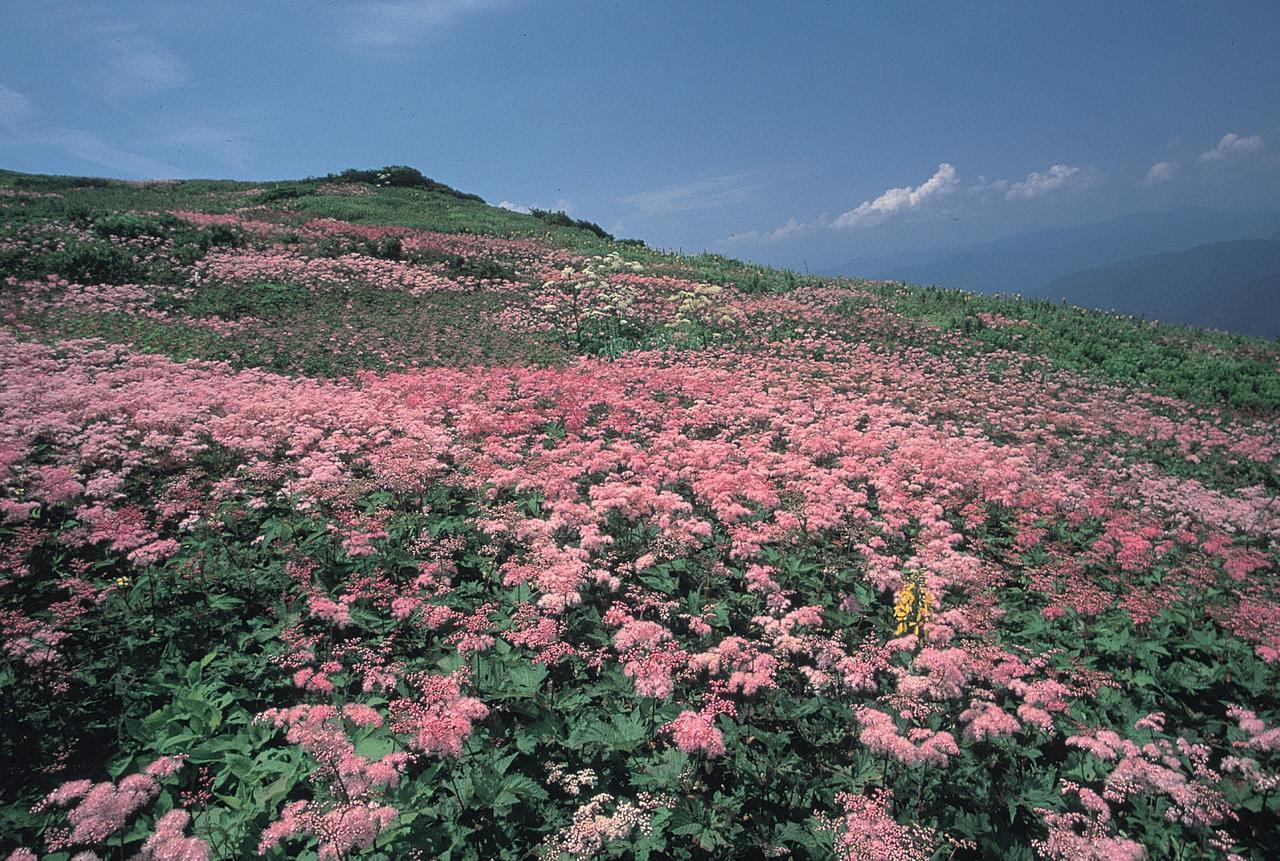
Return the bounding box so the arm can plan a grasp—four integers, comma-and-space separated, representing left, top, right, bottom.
1, 167, 1278, 860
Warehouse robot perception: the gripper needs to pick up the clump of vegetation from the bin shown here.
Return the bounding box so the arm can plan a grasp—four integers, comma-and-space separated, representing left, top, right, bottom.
530, 207, 614, 240
329, 165, 486, 202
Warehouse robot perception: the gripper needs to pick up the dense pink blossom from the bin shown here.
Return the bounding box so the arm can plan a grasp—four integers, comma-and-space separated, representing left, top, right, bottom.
258, 799, 398, 860
663, 709, 726, 757
32, 758, 185, 851
958, 699, 1021, 742
388, 673, 489, 757
824, 790, 938, 861
4, 187, 1279, 860
135, 810, 210, 861
854, 707, 959, 767
1032, 808, 1145, 861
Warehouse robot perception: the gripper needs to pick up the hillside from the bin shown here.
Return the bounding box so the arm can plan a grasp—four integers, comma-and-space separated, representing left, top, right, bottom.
1, 168, 1279, 861
832, 207, 1280, 336
1045, 238, 1280, 338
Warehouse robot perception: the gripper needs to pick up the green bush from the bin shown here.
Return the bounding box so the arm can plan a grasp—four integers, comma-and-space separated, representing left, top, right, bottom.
45, 241, 150, 284
92, 212, 181, 239
530, 208, 613, 240
329, 166, 486, 202
254, 185, 314, 203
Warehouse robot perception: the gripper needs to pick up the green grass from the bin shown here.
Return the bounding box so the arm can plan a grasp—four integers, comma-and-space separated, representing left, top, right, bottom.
850, 283, 1280, 414
5, 165, 1277, 413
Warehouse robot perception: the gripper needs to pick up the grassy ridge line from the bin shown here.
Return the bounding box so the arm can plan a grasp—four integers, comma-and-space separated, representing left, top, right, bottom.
2, 167, 1277, 415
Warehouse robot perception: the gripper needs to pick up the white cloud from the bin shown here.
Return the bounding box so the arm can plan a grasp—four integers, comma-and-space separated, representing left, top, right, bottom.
723, 215, 811, 245
1199, 132, 1264, 162
1005, 164, 1087, 200
621, 174, 756, 216
972, 175, 1009, 195
1143, 160, 1178, 185
350, 0, 522, 47
768, 216, 806, 240
498, 197, 573, 215
831, 163, 958, 229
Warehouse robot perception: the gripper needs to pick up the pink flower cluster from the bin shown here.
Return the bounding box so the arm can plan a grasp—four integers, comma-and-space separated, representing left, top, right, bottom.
1066, 721, 1234, 828
388, 672, 489, 757
32, 756, 192, 854
258, 799, 398, 860
194, 248, 479, 296
662, 709, 726, 757
854, 707, 960, 767
823, 790, 939, 861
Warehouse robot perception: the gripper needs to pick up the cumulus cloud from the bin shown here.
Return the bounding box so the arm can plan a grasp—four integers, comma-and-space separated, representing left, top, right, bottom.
1143, 160, 1178, 185
972, 175, 1010, 195
831, 163, 958, 229
497, 197, 573, 215
1005, 164, 1087, 200
723, 157, 1099, 248
768, 216, 807, 240
726, 216, 811, 244
1199, 132, 1264, 162
621, 174, 756, 216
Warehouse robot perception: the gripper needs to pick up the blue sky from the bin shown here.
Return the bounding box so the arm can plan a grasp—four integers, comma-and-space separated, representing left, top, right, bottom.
2, 0, 1278, 268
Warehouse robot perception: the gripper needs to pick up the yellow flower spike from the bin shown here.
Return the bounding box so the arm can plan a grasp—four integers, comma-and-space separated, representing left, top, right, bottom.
891, 570, 934, 639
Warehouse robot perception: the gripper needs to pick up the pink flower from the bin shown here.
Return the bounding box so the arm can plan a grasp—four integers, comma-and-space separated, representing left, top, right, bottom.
389, 674, 488, 757
663, 710, 725, 757
958, 700, 1021, 742
136, 810, 210, 861
259, 800, 397, 860
854, 707, 958, 767
342, 703, 384, 728
825, 790, 938, 861
1033, 808, 1144, 861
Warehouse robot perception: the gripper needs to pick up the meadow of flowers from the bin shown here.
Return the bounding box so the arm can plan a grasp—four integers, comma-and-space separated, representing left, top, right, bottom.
1, 168, 1278, 860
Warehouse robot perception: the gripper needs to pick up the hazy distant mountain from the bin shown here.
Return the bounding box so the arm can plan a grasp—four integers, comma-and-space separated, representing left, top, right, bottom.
1044, 239, 1280, 338
831, 206, 1280, 298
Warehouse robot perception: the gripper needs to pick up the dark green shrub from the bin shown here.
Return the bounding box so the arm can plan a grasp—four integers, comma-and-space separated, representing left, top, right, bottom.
328, 166, 486, 202
13, 173, 113, 190
45, 242, 148, 284
530, 208, 613, 240
448, 255, 518, 282
92, 212, 180, 239
254, 185, 314, 203
367, 236, 403, 260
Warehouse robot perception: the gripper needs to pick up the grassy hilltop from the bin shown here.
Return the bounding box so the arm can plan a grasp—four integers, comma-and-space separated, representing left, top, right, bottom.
1, 167, 1278, 860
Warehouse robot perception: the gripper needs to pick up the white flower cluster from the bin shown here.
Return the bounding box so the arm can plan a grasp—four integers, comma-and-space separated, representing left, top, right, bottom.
539, 253, 645, 347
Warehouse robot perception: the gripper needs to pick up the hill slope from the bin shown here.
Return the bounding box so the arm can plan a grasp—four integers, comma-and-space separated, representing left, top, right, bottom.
1045, 238, 1280, 338
831, 207, 1280, 334
1, 169, 1278, 861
